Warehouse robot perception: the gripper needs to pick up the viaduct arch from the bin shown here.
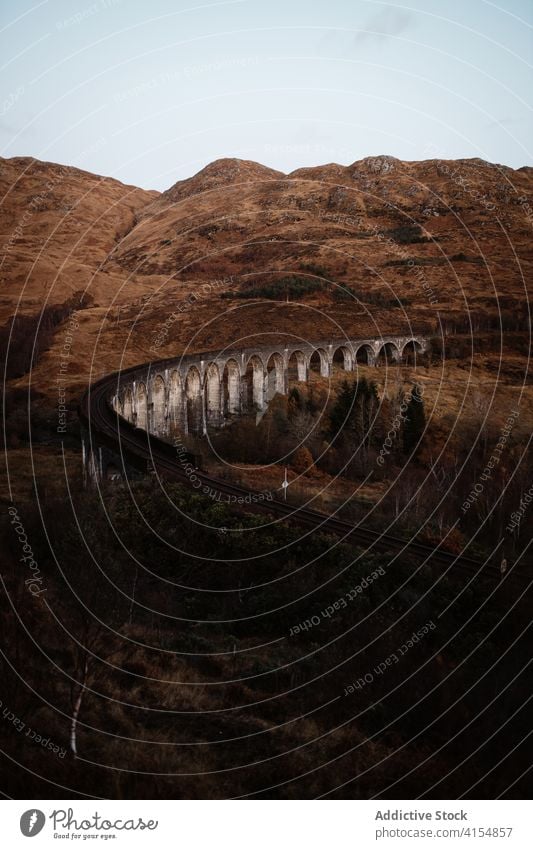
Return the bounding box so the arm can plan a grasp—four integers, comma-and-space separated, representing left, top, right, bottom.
111, 335, 428, 437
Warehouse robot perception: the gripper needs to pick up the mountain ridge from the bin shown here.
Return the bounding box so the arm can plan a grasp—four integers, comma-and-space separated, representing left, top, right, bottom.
1, 151, 531, 397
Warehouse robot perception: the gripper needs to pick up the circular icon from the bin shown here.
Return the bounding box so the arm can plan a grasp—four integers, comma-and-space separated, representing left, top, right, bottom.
20, 810, 46, 837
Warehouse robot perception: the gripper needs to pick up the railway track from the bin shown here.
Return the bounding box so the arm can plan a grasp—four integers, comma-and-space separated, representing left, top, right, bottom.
80, 370, 531, 588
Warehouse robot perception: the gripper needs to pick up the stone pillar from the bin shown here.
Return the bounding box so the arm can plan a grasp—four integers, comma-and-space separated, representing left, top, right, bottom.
253, 366, 265, 410
201, 381, 207, 435
240, 373, 248, 413
205, 366, 221, 428
224, 365, 241, 415
81, 438, 87, 488
219, 378, 225, 422
182, 395, 189, 436
132, 380, 137, 424
326, 344, 333, 377
261, 370, 268, 410
164, 372, 170, 437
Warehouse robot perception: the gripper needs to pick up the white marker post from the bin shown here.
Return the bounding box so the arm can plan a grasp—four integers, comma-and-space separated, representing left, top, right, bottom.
282, 466, 289, 501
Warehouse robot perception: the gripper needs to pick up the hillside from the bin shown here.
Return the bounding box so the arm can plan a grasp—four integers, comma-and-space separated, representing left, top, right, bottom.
111, 154, 532, 307
0, 156, 157, 321
1, 154, 531, 399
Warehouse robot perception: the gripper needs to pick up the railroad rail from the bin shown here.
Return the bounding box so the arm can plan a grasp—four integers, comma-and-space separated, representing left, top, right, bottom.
79, 369, 531, 588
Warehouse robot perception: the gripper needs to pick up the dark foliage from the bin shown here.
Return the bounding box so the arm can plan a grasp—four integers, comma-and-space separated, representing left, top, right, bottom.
402, 384, 426, 455
0, 480, 530, 799
0, 291, 91, 380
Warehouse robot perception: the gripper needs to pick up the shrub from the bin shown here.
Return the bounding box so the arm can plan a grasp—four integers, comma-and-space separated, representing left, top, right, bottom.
0, 291, 90, 379
290, 446, 314, 474
230, 276, 325, 300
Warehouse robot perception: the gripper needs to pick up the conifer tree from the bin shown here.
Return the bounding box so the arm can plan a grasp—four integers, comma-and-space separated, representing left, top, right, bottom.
403, 384, 426, 455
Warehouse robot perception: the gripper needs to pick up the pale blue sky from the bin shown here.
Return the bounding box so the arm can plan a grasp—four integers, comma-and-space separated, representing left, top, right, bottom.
1, 0, 531, 190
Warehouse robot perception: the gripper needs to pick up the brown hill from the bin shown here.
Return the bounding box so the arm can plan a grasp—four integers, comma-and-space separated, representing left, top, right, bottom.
106, 155, 532, 325
1, 154, 532, 399
0, 156, 157, 320
160, 157, 284, 204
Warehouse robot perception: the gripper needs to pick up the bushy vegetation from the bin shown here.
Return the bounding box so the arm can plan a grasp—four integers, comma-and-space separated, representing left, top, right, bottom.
209, 375, 532, 558
332, 285, 412, 307
3, 388, 50, 448
222, 275, 325, 300
402, 385, 426, 455
383, 256, 447, 267
381, 224, 433, 244
327, 379, 379, 441
383, 253, 483, 268
0, 291, 90, 380
1, 478, 529, 799
298, 262, 328, 278
222, 274, 414, 307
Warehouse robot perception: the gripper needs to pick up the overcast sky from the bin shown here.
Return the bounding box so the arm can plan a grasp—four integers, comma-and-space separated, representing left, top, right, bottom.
1, 0, 531, 190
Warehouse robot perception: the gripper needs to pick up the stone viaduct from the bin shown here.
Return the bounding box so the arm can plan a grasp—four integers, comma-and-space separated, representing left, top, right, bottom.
111, 335, 428, 438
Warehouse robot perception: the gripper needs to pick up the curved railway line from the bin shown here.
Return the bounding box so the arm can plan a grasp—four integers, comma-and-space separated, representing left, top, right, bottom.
80, 369, 531, 589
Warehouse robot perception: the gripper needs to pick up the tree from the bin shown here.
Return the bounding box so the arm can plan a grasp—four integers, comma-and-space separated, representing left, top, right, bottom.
290, 446, 314, 474
328, 379, 378, 446
403, 384, 426, 455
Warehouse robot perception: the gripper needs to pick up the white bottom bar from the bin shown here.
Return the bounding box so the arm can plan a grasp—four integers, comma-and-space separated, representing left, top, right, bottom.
2, 800, 530, 848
